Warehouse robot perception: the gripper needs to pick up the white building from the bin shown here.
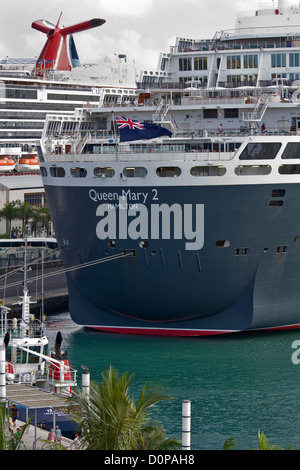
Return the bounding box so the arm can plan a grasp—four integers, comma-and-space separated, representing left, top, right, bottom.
0, 175, 45, 235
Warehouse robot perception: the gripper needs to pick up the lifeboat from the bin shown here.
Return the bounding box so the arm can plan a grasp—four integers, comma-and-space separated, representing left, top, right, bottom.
17, 156, 40, 172
0, 156, 16, 172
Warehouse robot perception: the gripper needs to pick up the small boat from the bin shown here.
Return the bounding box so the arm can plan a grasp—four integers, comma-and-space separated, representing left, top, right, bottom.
0, 156, 16, 172
16, 156, 39, 172
1, 237, 78, 437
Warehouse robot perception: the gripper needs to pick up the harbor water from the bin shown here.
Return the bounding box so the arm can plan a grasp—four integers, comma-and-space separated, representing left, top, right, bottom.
45, 312, 300, 451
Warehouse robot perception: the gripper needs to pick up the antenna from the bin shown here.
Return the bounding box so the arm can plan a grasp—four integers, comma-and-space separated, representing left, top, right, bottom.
32, 15, 106, 72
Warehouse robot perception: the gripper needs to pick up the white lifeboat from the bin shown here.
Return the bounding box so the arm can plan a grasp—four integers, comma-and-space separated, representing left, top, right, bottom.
0, 156, 16, 172
17, 156, 40, 172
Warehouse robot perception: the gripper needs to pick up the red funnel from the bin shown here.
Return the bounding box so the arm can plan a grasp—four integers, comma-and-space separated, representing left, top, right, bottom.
32, 14, 105, 71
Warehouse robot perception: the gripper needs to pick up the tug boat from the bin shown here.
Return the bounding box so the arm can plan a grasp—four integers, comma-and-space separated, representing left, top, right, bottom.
0, 237, 78, 437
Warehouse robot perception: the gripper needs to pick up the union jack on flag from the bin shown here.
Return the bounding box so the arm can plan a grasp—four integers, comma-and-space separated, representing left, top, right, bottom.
115, 115, 172, 142
115, 116, 145, 131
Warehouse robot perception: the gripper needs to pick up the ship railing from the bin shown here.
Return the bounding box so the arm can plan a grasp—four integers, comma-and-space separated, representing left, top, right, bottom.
0, 316, 45, 341
44, 361, 78, 390
44, 125, 292, 147
44, 149, 238, 163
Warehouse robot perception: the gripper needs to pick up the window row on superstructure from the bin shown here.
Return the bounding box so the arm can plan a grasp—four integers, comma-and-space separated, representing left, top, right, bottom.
42, 162, 300, 179
142, 42, 300, 89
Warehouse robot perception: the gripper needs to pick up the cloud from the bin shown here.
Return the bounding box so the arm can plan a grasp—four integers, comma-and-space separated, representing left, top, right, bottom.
95, 0, 155, 18
0, 0, 266, 70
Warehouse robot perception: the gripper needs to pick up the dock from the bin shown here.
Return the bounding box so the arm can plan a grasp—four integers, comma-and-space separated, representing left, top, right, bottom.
0, 262, 69, 318
6, 383, 76, 450
11, 418, 74, 450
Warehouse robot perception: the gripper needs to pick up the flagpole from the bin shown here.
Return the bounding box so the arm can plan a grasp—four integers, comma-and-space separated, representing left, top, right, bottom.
112, 111, 117, 139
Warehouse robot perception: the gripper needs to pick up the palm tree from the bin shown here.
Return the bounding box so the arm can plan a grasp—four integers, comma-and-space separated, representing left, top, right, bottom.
37, 206, 51, 236
0, 403, 31, 450
254, 430, 292, 450
0, 201, 19, 237
223, 437, 237, 450
68, 365, 181, 450
223, 431, 294, 450
15, 200, 35, 235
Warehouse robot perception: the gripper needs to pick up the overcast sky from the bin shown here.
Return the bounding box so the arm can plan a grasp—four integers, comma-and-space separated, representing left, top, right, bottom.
0, 0, 261, 71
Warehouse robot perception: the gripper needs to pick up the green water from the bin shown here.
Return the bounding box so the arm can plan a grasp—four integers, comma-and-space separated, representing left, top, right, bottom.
45, 313, 300, 450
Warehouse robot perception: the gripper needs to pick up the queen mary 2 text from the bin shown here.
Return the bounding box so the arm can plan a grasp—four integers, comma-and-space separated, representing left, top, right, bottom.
95, 196, 204, 251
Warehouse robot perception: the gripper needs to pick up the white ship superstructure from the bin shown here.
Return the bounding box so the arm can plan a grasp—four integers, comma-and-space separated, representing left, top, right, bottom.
0, 15, 137, 171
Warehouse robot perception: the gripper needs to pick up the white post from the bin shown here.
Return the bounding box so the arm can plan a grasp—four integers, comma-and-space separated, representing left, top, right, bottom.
0, 345, 6, 403
82, 369, 90, 399
59, 361, 65, 382
182, 400, 191, 450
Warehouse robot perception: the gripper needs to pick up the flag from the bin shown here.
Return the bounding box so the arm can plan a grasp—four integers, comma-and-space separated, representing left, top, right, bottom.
115, 116, 172, 142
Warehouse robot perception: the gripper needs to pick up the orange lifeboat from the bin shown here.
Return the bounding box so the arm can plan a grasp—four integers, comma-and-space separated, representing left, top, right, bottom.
17, 156, 39, 172
0, 156, 16, 172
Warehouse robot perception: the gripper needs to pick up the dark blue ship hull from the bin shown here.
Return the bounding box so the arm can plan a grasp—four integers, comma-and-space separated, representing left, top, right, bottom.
43, 182, 300, 336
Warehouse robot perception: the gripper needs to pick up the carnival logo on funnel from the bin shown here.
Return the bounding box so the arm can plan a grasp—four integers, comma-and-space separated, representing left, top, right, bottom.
94, 195, 204, 251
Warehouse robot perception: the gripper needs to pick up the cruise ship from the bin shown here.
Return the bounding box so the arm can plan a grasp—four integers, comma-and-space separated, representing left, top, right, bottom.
39, 1, 300, 336
0, 13, 137, 171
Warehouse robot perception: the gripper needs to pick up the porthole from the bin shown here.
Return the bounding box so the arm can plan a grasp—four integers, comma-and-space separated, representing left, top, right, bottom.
279, 165, 300, 174
271, 189, 286, 197
215, 240, 230, 248
191, 166, 226, 177
94, 167, 115, 178
139, 241, 149, 249
235, 165, 271, 176
156, 167, 181, 177
50, 167, 65, 177
108, 241, 117, 248
123, 167, 148, 178
71, 167, 87, 178
269, 200, 283, 207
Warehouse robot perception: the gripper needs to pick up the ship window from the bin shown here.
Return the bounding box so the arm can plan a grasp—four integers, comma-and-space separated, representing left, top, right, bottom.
70, 167, 87, 178
179, 57, 192, 71
94, 167, 115, 178
191, 166, 226, 176
215, 240, 230, 248
123, 167, 148, 178
203, 109, 218, 119
239, 142, 281, 160
194, 57, 208, 70
271, 53, 286, 68
40, 167, 47, 177
235, 165, 271, 175
279, 165, 300, 174
224, 108, 239, 118
294, 236, 300, 243
50, 167, 65, 177
281, 142, 300, 159
156, 167, 182, 177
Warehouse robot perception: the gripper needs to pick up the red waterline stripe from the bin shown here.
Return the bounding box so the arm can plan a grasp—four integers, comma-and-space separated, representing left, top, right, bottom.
85, 326, 236, 337
250, 323, 300, 333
